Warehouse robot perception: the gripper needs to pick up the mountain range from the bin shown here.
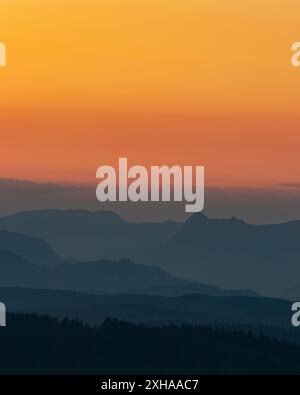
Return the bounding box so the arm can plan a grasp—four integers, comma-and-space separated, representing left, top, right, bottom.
0, 230, 61, 266
0, 209, 181, 260
0, 209, 299, 297
0, 250, 255, 297
0, 287, 291, 328
156, 213, 300, 296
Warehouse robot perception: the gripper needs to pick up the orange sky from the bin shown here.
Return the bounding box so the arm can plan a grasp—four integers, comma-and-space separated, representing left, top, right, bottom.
0, 0, 300, 187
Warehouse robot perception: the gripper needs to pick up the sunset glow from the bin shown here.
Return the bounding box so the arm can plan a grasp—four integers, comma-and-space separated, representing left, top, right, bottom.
0, 0, 299, 187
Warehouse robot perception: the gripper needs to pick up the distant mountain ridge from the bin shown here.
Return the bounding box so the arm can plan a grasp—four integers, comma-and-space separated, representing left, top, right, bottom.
0, 231, 61, 266
0, 209, 182, 260
155, 213, 300, 296
0, 209, 299, 297
0, 251, 255, 297
166, 213, 300, 253
0, 287, 289, 328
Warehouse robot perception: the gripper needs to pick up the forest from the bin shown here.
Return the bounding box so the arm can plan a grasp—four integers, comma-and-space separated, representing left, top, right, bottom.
1, 313, 300, 375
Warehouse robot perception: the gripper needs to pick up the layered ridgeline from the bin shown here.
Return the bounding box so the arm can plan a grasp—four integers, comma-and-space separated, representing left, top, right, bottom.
0, 210, 299, 297
0, 250, 254, 297
0, 287, 292, 329
0, 230, 61, 266
0, 209, 299, 353
0, 210, 181, 261
158, 213, 300, 297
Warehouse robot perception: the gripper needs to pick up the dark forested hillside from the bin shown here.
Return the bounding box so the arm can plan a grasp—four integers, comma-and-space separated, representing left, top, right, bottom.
1, 313, 300, 375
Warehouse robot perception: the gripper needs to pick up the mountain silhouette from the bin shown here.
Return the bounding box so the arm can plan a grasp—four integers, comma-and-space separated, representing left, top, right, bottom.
0, 230, 61, 266
0, 253, 255, 297
0, 287, 289, 328
0, 209, 181, 260
0, 250, 44, 286
0, 210, 299, 297
166, 213, 300, 253
156, 213, 300, 296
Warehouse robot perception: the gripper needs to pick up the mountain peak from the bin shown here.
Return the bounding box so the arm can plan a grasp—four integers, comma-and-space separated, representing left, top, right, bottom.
186, 213, 211, 225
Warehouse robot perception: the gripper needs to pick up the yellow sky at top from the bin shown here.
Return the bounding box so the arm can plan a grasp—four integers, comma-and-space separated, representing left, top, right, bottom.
0, 0, 299, 113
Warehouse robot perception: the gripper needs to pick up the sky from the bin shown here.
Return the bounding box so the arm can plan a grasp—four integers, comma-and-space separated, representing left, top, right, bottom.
0, 0, 300, 189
